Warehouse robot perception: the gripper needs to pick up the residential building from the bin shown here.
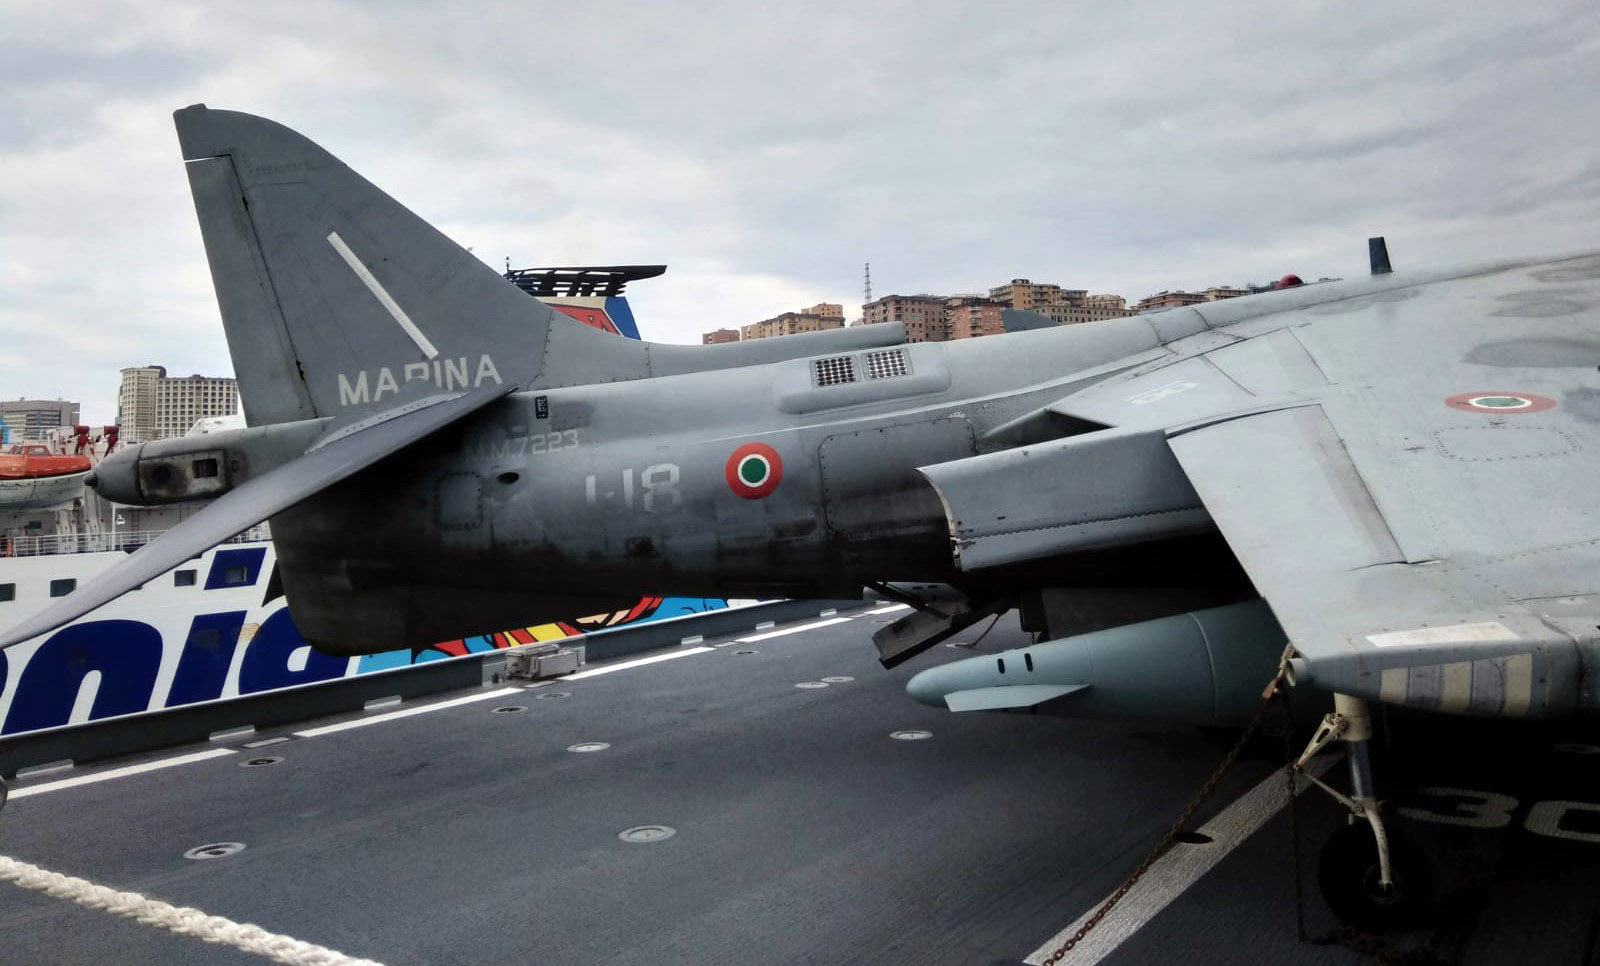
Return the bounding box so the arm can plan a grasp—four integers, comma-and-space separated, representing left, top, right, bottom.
989, 278, 1115, 325
1055, 303, 1137, 325
1202, 286, 1248, 301
155, 375, 240, 440
702, 328, 740, 345
946, 297, 1005, 340
117, 366, 164, 442
800, 303, 846, 325
117, 365, 239, 441
0, 399, 79, 442
862, 295, 949, 342
1082, 294, 1128, 312
740, 307, 847, 341
1132, 291, 1207, 313
988, 279, 1087, 313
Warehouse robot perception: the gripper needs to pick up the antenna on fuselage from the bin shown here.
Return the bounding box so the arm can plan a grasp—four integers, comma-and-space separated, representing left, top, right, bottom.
1369, 237, 1392, 275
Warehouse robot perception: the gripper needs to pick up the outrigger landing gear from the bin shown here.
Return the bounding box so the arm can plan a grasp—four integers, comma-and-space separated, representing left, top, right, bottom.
1294, 693, 1429, 929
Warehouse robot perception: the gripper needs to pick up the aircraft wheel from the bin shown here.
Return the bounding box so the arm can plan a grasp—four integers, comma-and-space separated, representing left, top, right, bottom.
1317, 821, 1430, 931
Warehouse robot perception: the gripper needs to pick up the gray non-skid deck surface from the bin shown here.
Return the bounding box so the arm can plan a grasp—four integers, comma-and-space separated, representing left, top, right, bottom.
1, 607, 1595, 965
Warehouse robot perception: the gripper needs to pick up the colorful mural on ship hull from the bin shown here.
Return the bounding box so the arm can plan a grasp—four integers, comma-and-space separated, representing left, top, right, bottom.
355, 595, 730, 672
0, 543, 727, 737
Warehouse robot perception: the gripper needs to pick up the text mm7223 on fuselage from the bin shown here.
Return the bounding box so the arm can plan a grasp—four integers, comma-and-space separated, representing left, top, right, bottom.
5, 107, 1598, 930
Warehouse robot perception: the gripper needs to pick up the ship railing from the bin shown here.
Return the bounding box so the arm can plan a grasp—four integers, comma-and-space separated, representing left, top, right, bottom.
5, 523, 272, 558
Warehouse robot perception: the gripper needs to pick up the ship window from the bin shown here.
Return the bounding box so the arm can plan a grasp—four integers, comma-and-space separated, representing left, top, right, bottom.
175, 569, 197, 587
221, 565, 251, 586
864, 348, 910, 379
0, 583, 14, 603
49, 579, 76, 597
813, 356, 857, 387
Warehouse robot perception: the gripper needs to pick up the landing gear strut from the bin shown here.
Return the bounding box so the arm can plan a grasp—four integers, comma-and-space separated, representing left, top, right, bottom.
1294, 693, 1429, 929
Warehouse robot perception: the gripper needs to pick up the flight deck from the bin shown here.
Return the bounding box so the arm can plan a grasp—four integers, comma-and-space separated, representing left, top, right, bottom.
1, 605, 1595, 965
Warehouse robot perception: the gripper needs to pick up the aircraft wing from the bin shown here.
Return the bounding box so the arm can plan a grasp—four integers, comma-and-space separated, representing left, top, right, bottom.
0, 384, 515, 651
1167, 402, 1593, 718
936, 252, 1600, 717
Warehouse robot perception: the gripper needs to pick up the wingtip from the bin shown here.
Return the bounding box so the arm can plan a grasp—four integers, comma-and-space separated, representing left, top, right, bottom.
173, 105, 331, 166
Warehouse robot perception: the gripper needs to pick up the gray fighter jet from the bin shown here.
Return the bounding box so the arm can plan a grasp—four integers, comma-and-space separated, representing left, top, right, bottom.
3, 106, 1597, 926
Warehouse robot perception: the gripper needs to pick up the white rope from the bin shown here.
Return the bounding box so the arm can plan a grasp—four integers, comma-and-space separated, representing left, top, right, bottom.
0, 854, 386, 966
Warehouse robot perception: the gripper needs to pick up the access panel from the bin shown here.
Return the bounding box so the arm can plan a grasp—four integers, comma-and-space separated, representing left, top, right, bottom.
819, 416, 975, 539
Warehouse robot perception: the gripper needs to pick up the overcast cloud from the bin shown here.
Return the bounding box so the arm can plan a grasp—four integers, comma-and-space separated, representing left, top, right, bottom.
2, 0, 1597, 422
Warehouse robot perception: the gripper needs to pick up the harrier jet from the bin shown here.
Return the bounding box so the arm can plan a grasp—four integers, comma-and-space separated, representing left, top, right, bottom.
3, 107, 1596, 926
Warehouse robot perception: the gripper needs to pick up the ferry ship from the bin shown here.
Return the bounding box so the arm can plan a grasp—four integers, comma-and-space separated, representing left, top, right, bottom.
0, 266, 733, 738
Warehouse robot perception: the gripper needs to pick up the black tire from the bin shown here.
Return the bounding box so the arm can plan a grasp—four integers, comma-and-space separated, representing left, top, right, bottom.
1317, 820, 1430, 931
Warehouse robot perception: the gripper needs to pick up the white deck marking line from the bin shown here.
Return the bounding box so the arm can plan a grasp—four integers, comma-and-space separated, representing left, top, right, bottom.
6, 617, 848, 799
8, 619, 840, 795
863, 603, 912, 615
736, 617, 854, 643
294, 687, 522, 738
7, 748, 237, 800
1023, 754, 1337, 965
563, 647, 714, 680
326, 231, 439, 358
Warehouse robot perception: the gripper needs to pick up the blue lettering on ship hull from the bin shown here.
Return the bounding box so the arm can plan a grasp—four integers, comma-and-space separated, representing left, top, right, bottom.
4, 621, 163, 733
0, 592, 733, 737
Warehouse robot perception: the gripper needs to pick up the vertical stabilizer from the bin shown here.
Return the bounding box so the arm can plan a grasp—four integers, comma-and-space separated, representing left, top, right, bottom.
175, 105, 652, 424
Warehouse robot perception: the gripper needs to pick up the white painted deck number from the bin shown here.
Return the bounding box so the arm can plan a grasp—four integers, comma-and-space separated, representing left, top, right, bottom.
586, 464, 681, 512
1399, 787, 1600, 843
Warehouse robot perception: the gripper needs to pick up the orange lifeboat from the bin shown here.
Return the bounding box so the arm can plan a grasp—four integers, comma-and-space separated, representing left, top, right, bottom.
0, 444, 92, 480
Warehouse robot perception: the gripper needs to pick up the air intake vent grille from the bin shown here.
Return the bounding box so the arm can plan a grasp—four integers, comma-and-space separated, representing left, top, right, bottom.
864, 349, 909, 379
814, 356, 857, 386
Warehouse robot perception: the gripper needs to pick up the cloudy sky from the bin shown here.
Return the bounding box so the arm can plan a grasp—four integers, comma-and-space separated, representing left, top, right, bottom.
2, 0, 1597, 424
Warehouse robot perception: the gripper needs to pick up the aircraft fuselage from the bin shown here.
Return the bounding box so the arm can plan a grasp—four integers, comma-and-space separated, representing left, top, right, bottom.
274, 313, 1179, 646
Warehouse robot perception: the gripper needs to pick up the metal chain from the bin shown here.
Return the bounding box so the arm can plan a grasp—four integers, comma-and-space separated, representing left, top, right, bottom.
1037, 651, 1295, 964
1284, 687, 1310, 942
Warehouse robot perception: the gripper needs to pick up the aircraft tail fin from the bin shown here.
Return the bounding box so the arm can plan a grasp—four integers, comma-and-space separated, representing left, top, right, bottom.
175, 105, 652, 425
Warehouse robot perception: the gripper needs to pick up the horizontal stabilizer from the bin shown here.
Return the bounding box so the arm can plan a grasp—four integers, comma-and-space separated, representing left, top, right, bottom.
0, 384, 515, 651
945, 684, 1090, 712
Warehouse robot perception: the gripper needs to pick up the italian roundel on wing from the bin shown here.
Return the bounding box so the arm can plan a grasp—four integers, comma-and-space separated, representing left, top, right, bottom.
725, 443, 783, 499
